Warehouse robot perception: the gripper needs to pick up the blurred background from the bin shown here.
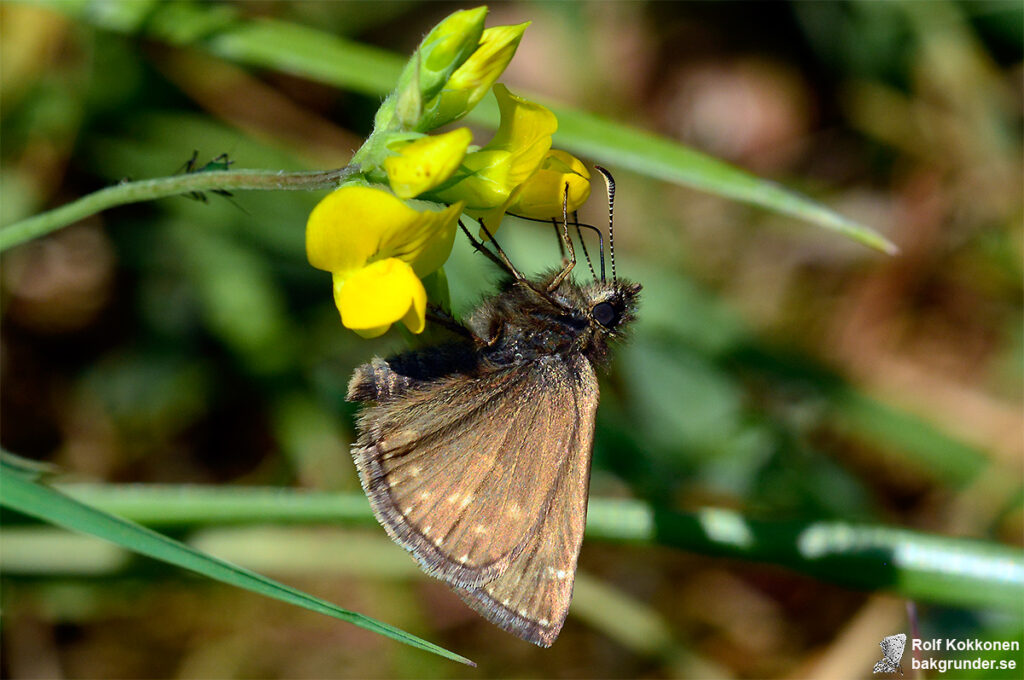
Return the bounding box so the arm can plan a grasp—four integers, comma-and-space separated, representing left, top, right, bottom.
1, 1, 1021, 678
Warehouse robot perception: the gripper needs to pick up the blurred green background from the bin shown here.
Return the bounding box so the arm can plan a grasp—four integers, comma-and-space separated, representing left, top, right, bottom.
1, 1, 1021, 678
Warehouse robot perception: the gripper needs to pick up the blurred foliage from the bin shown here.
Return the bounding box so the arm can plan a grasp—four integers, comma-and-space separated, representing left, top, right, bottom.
1, 1, 1021, 678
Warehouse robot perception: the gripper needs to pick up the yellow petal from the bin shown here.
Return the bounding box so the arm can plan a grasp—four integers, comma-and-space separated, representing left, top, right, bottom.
484, 84, 556, 189
404, 199, 461, 278
306, 184, 463, 278
433, 149, 513, 209
384, 127, 472, 199
507, 150, 591, 219
333, 258, 427, 336
307, 185, 415, 274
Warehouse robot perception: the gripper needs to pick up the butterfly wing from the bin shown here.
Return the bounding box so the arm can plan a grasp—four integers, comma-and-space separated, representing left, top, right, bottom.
884, 633, 907, 662
873, 634, 907, 675
453, 356, 596, 646
350, 353, 598, 592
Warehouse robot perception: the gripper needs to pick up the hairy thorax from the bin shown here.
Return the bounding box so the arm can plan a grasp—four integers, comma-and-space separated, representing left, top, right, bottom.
467, 274, 621, 367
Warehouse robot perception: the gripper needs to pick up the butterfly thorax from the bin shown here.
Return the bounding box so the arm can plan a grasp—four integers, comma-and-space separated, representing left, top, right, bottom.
467, 271, 641, 368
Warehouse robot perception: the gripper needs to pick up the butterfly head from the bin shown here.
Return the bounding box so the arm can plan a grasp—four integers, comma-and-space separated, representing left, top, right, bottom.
584, 279, 641, 331
574, 278, 641, 363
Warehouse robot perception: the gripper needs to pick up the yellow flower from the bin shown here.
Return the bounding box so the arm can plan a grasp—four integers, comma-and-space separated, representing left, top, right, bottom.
383, 127, 473, 199
432, 84, 556, 212
507, 149, 591, 219
419, 23, 529, 131
306, 185, 463, 338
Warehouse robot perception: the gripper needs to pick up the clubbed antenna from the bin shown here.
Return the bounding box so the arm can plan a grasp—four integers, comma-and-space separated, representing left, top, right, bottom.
594, 165, 617, 284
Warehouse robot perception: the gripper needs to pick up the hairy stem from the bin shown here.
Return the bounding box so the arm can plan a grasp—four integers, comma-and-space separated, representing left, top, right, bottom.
0, 166, 356, 253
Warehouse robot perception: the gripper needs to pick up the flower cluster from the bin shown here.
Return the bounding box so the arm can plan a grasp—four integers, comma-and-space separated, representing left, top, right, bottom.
306, 7, 591, 337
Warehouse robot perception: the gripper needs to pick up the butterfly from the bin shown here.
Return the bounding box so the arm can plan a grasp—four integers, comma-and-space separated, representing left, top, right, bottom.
873, 633, 907, 675
346, 167, 640, 646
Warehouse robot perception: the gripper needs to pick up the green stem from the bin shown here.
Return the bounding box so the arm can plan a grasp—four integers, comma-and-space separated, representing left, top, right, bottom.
44, 484, 1024, 612
0, 167, 355, 253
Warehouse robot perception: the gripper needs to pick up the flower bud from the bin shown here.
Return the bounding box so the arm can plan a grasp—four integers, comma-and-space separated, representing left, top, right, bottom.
389, 7, 488, 130
418, 23, 529, 131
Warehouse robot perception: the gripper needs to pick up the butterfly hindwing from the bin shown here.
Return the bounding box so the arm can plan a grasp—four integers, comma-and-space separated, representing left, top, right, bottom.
453, 355, 596, 646
350, 352, 595, 592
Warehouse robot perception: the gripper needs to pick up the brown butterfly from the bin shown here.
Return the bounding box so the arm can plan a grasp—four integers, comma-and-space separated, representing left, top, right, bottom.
347, 167, 640, 646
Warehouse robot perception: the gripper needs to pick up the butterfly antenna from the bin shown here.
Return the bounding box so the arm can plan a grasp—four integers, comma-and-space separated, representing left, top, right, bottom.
594, 165, 617, 284
576, 221, 605, 282
573, 210, 598, 281
512, 211, 606, 282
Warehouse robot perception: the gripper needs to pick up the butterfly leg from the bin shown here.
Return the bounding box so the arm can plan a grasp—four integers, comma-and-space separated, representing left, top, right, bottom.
546, 183, 576, 291
425, 306, 475, 340
550, 217, 566, 259
459, 219, 527, 282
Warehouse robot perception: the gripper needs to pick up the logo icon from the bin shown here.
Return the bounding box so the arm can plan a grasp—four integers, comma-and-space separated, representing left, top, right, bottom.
873, 633, 907, 675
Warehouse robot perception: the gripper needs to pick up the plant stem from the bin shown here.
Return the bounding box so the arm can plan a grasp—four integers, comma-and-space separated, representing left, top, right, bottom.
0, 167, 356, 253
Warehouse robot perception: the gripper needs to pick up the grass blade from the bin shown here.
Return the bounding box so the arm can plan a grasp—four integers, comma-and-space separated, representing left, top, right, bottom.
44, 484, 1024, 612
0, 459, 474, 666
546, 104, 899, 254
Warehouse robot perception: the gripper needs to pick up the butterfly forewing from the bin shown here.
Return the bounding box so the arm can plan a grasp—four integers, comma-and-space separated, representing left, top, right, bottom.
454, 355, 597, 646
352, 356, 587, 589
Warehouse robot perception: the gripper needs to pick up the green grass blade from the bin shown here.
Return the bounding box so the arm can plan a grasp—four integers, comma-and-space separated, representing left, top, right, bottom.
587, 500, 1024, 611
46, 0, 897, 254
46, 484, 1024, 612
545, 105, 899, 254
0, 461, 474, 666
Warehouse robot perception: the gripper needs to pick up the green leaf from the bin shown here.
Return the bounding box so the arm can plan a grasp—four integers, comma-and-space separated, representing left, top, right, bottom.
0, 459, 474, 666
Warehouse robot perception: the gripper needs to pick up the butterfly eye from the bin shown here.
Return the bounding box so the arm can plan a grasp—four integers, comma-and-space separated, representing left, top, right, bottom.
592, 301, 618, 327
